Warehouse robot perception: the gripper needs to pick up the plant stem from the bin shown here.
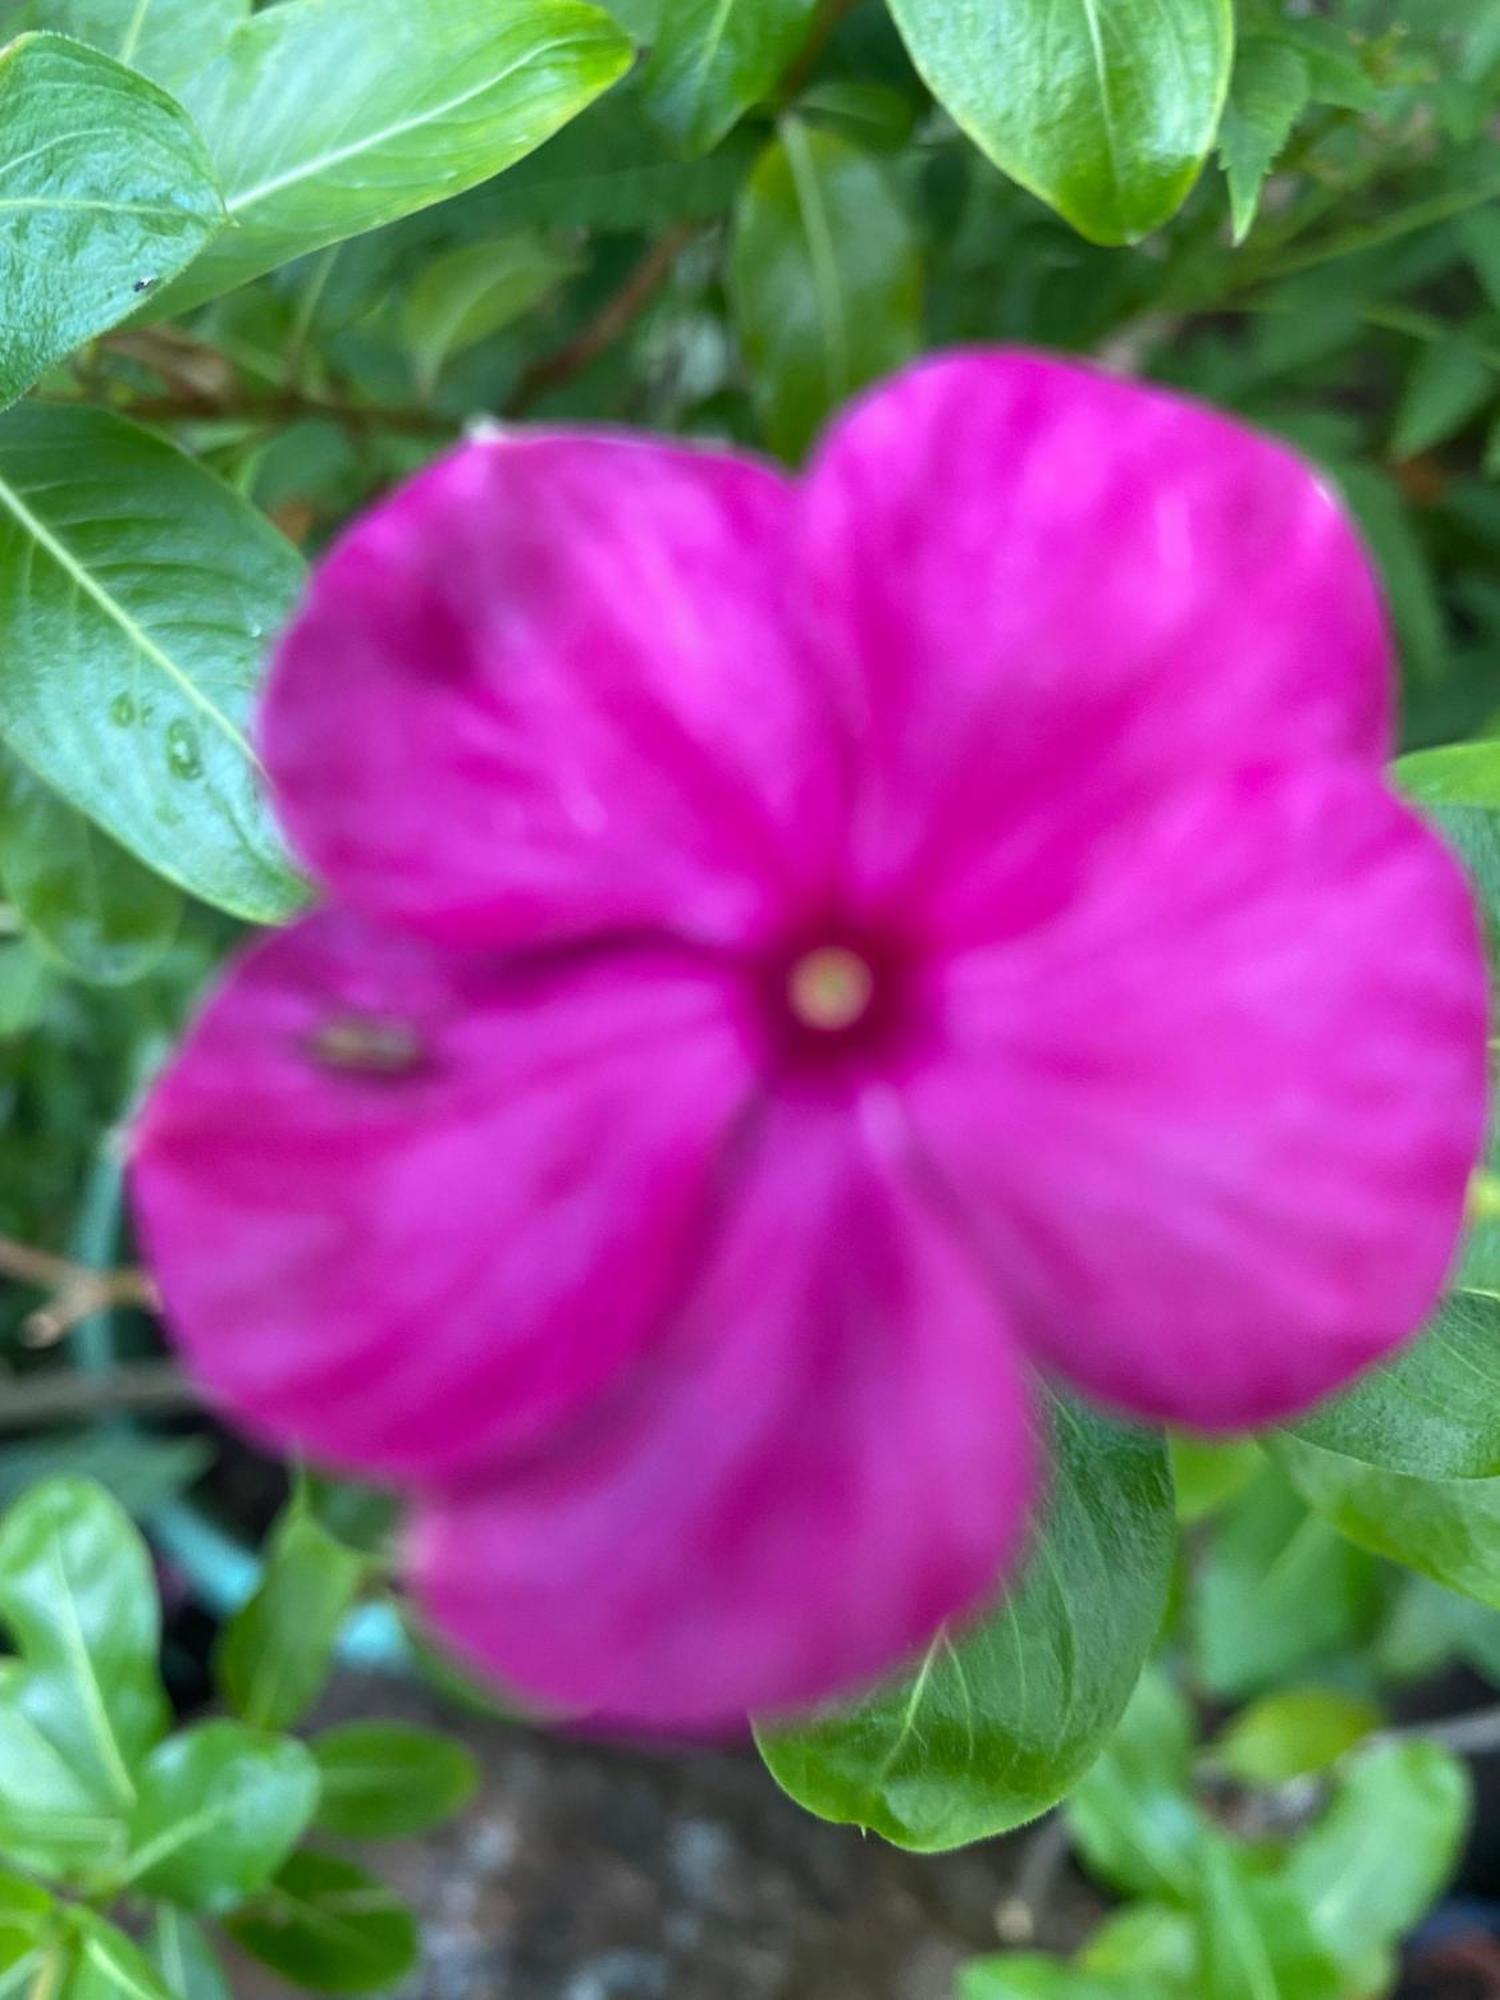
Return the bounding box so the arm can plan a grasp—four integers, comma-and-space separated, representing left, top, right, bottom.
781, 0, 863, 103
0, 1359, 193, 1429
504, 223, 703, 418
0, 1236, 157, 1347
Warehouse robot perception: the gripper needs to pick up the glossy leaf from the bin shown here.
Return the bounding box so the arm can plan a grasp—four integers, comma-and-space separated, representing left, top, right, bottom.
402, 235, 580, 398
885, 0, 1234, 244
0, 1480, 167, 1814
0, 34, 224, 408
227, 1852, 418, 1996
123, 1723, 319, 1914
1396, 741, 1500, 811
16, 0, 249, 92
0, 755, 180, 988
0, 402, 306, 924
756, 1400, 1175, 1852
1211, 1690, 1382, 1787
218, 1509, 366, 1732
159, 0, 634, 313
730, 121, 921, 459
642, 0, 820, 155
146, 1912, 230, 2000
311, 1723, 478, 1841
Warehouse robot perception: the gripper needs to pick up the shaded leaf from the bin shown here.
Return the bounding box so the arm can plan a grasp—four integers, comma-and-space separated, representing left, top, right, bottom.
642, 0, 819, 155
312, 1723, 478, 1842
227, 1852, 418, 1996
218, 1509, 366, 1733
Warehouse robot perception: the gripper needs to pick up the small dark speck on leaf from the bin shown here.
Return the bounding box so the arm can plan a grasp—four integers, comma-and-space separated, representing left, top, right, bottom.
133, 276, 158, 294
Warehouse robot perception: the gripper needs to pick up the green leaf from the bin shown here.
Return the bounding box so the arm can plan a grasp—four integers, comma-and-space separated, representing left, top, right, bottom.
145, 1912, 230, 2000
1195, 1836, 1346, 2000
227, 1852, 418, 1996
0, 1872, 55, 1993
885, 0, 1234, 245
17, 0, 249, 92
311, 1724, 478, 1842
1066, 1669, 1204, 1902
1082, 1906, 1196, 1984
123, 1722, 318, 1914
1211, 1690, 1382, 1786
730, 121, 921, 460
474, 82, 756, 231
959, 1960, 1157, 2000
642, 0, 820, 155
1169, 1436, 1261, 1525
61, 1915, 172, 2000
402, 235, 581, 398
158, 0, 633, 313
756, 1400, 1175, 1852
1335, 464, 1445, 681
218, 1510, 366, 1733
1189, 1464, 1384, 1699
0, 33, 224, 408
1217, 39, 1309, 243
1396, 740, 1500, 809
1285, 1742, 1470, 1967
0, 756, 180, 988
0, 938, 50, 1038
0, 1434, 211, 1523
0, 402, 307, 925
0, 1479, 167, 1812
1391, 340, 1495, 459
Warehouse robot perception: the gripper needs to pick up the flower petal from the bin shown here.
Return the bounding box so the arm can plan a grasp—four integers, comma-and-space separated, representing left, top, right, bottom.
901, 763, 1488, 1432
410, 1099, 1036, 1733
131, 911, 760, 1483
797, 351, 1393, 937
263, 434, 840, 951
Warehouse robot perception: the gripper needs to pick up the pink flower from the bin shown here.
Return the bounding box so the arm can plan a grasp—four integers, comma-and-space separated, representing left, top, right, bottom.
132, 353, 1489, 1733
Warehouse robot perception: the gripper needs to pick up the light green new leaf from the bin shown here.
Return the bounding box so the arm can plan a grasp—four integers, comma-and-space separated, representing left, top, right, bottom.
1211, 1689, 1381, 1787
218, 1509, 366, 1733
123, 1723, 318, 1914
0, 402, 307, 924
885, 0, 1234, 245
146, 1912, 230, 2000
0, 755, 180, 988
1397, 740, 1500, 811
17, 0, 249, 92
0, 1871, 54, 1998
1286, 1743, 1470, 1968
0, 34, 224, 408
227, 1852, 418, 1997
1195, 1836, 1347, 2000
643, 0, 820, 156
959, 1960, 1158, 1999
730, 122, 921, 460
1065, 1669, 1205, 1903
312, 1723, 478, 1841
61, 1914, 172, 2000
156, 0, 633, 312
1217, 39, 1308, 242
403, 235, 581, 397
757, 1400, 1175, 1852
0, 1481, 168, 1813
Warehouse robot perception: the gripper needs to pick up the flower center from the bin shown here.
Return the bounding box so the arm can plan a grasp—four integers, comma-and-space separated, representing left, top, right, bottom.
786, 946, 875, 1034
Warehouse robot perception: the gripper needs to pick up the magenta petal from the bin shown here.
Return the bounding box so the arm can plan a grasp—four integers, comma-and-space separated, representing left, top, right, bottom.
798, 351, 1394, 936
131, 912, 760, 1483
262, 433, 841, 951
903, 763, 1488, 1432
409, 1101, 1036, 1733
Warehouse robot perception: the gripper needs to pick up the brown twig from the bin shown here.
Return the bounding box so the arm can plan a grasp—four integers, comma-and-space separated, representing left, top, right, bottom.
0, 1359, 194, 1429
0, 1236, 159, 1348
504, 224, 702, 419
780, 0, 864, 102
